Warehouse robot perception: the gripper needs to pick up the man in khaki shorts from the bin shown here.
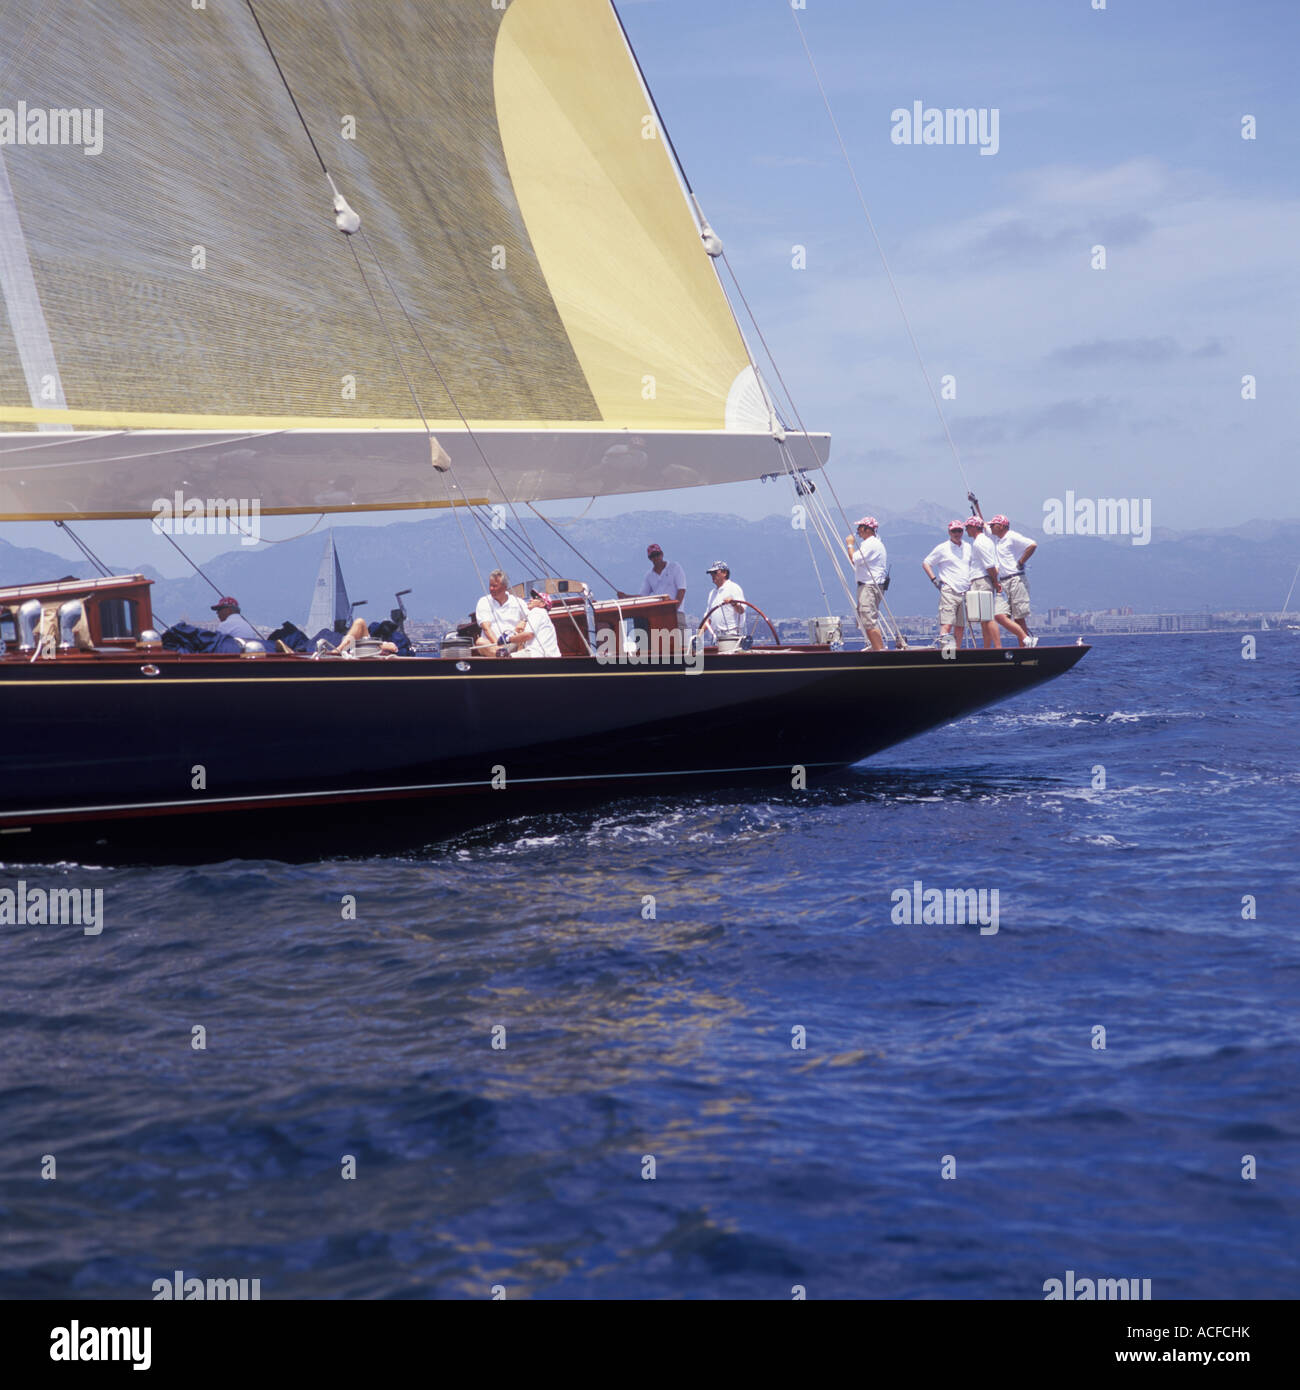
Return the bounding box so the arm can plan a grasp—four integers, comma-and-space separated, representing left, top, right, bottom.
845, 516, 887, 651
964, 516, 1006, 648
922, 520, 972, 650
989, 514, 1038, 647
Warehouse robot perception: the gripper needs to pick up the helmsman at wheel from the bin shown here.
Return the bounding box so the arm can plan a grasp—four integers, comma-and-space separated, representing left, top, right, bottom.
845, 517, 887, 652
702, 561, 745, 640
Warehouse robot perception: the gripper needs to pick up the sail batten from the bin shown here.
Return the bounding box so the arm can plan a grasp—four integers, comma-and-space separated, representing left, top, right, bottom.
0, 0, 827, 519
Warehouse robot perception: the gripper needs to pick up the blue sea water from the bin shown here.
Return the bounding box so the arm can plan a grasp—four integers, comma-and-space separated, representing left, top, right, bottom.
1, 632, 1297, 1300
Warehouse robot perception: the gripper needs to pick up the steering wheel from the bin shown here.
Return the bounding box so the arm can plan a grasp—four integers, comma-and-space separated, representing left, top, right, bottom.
697, 599, 782, 646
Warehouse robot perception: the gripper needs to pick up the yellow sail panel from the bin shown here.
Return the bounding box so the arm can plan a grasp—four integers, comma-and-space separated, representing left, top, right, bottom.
495, 0, 755, 432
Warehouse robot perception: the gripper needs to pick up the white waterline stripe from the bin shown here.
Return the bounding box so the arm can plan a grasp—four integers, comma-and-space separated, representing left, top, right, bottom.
5, 760, 847, 821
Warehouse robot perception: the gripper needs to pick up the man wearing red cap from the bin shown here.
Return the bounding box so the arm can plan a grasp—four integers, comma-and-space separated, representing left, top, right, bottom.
845, 517, 887, 651
617, 543, 685, 604
210, 596, 263, 645
513, 593, 561, 659
965, 516, 1033, 648
963, 518, 1005, 649
988, 515, 1038, 647
922, 521, 973, 650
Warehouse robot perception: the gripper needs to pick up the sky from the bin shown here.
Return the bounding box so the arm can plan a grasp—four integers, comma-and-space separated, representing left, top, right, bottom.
6, 0, 1296, 575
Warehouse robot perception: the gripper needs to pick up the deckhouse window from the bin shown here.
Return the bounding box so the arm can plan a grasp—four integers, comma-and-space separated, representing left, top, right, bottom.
97, 598, 139, 640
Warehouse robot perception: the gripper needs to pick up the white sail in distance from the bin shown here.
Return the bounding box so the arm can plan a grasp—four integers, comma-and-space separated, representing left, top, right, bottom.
304, 531, 351, 635
0, 0, 827, 521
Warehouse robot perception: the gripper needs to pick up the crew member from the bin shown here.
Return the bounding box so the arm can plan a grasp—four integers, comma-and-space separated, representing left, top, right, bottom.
702, 562, 745, 640
513, 592, 561, 659
845, 517, 887, 652
963, 518, 1007, 649
618, 543, 686, 604
210, 596, 263, 645
336, 616, 399, 656
922, 521, 972, 650
989, 514, 1038, 647
474, 569, 531, 656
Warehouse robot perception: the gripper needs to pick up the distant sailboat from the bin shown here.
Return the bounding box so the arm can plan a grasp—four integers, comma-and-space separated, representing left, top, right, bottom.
305, 531, 351, 636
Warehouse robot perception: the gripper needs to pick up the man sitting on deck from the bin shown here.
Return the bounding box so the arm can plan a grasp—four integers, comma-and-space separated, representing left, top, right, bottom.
474, 569, 532, 657
512, 593, 561, 659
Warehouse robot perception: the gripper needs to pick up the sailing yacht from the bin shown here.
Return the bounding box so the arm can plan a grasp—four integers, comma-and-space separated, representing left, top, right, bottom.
0, 0, 1086, 853
305, 532, 353, 638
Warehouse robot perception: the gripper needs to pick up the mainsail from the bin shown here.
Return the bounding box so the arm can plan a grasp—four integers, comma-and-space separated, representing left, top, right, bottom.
304, 531, 351, 635
0, 0, 828, 520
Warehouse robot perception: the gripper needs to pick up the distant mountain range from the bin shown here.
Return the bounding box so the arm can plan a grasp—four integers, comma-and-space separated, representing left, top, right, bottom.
3, 505, 1296, 627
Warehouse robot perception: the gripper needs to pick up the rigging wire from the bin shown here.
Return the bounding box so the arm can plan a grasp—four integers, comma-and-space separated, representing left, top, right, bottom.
610, 2, 694, 196
54, 520, 112, 578
248, 0, 564, 586
612, 1, 885, 640
354, 228, 565, 583
242, 0, 331, 178
251, 0, 495, 590
475, 507, 548, 580
54, 520, 178, 634
242, 0, 514, 598
789, 4, 973, 504
526, 504, 620, 594
149, 525, 228, 598
1280, 558, 1300, 617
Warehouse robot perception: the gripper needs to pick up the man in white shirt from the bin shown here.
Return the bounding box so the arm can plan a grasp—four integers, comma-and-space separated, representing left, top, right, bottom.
474, 569, 531, 656
702, 562, 745, 640
617, 542, 686, 605
210, 596, 264, 647
513, 593, 561, 659
844, 516, 887, 651
921, 521, 972, 650
988, 514, 1038, 647
967, 519, 1028, 647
